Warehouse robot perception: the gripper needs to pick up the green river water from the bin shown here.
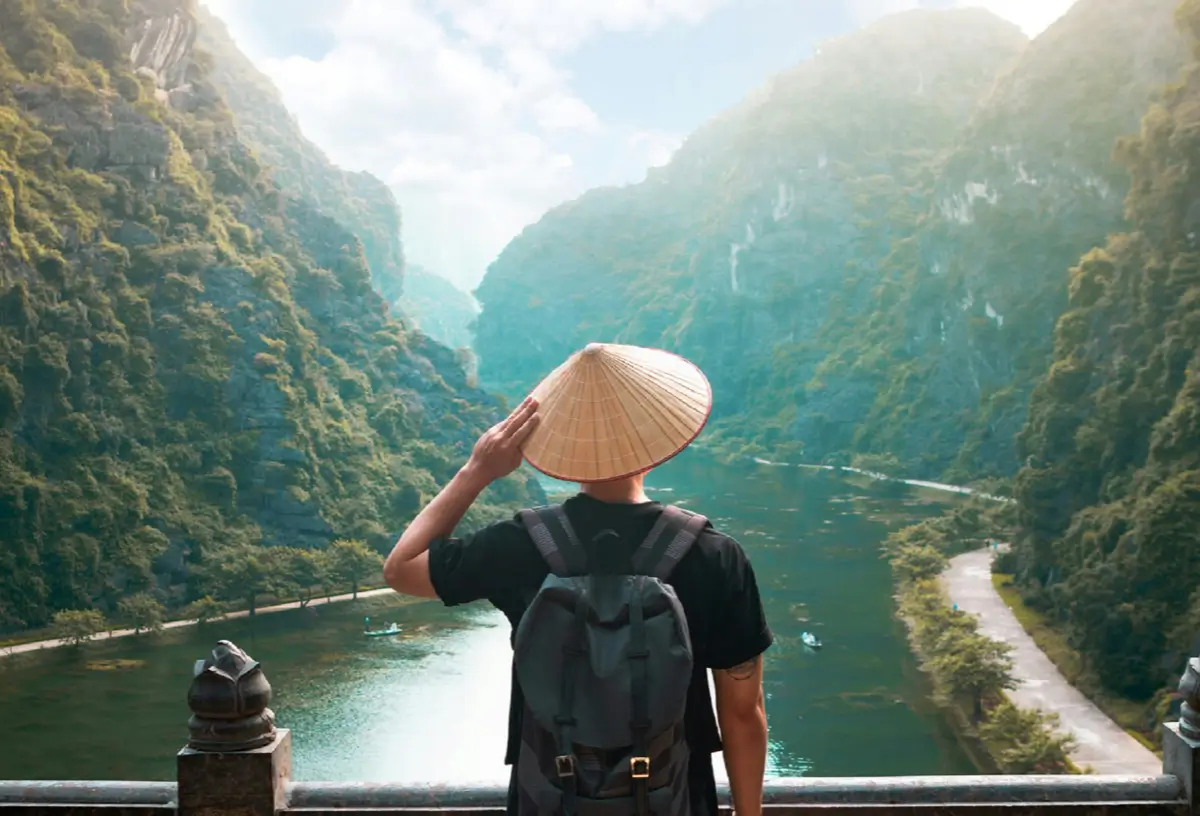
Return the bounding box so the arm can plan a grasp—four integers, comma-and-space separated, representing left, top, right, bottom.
0, 450, 977, 782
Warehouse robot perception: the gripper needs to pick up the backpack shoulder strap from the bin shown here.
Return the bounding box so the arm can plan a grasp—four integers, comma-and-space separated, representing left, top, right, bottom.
631, 505, 709, 581
517, 504, 588, 577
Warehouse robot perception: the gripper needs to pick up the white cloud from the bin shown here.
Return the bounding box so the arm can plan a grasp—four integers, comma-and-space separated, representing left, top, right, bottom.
434, 0, 731, 52
201, 0, 720, 290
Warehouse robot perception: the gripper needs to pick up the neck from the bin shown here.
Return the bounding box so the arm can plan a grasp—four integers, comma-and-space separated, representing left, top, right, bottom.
580, 475, 649, 504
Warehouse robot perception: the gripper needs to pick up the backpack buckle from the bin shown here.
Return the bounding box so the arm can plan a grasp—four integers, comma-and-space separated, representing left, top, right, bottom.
555, 755, 576, 778
630, 756, 650, 779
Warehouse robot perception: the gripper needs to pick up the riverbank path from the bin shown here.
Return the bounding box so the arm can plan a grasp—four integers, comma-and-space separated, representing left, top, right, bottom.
943, 548, 1160, 775
0, 587, 396, 660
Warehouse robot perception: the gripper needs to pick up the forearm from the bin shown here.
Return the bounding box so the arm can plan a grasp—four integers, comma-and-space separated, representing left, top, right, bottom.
384, 462, 490, 593
719, 705, 768, 816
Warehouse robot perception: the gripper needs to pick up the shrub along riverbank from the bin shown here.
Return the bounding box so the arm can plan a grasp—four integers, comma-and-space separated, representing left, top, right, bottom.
886, 499, 1077, 774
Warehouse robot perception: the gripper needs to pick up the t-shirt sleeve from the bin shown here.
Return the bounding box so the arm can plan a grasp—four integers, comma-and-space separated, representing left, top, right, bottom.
706, 535, 774, 670
427, 516, 530, 607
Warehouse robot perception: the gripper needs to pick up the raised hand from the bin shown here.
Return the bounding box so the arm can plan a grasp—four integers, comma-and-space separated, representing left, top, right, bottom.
466, 397, 541, 484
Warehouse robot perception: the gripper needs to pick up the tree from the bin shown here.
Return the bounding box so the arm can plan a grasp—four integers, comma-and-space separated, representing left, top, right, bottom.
283, 548, 328, 608
928, 631, 1018, 720
891, 544, 947, 583
181, 595, 225, 625
198, 543, 289, 616
51, 609, 107, 646
316, 550, 339, 601
328, 539, 383, 599
116, 592, 165, 634
978, 700, 1075, 773
897, 581, 976, 657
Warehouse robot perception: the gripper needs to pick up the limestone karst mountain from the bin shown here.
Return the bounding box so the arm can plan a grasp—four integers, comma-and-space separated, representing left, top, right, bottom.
0, 0, 541, 629
473, 7, 1031, 431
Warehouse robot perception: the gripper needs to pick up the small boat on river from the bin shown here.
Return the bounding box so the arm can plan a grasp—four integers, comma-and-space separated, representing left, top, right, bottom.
364, 616, 402, 637
801, 631, 822, 649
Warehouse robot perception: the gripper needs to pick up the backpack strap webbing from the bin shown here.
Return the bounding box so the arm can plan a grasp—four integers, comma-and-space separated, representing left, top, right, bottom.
517, 505, 587, 576
556, 595, 589, 816
631, 505, 708, 580
629, 580, 651, 816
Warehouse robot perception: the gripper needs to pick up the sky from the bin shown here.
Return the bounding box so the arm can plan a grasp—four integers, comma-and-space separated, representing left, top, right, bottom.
199, 0, 1078, 291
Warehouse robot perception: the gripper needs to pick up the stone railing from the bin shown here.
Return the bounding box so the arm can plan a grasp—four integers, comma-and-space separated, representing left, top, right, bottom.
2, 640, 1199, 815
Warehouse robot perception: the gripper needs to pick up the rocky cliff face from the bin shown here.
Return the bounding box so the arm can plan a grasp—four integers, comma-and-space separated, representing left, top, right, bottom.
128, 0, 196, 97
0, 0, 540, 629
472, 0, 1186, 482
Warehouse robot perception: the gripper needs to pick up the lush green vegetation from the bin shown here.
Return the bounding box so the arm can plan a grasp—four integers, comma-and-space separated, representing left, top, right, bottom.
0, 0, 540, 634
32, 536, 385, 646
1008, 0, 1200, 702
811, 0, 1188, 483
991, 572, 1164, 750
885, 503, 1075, 774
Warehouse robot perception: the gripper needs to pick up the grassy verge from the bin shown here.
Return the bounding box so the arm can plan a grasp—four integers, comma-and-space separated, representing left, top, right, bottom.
0, 627, 54, 650
991, 573, 1162, 755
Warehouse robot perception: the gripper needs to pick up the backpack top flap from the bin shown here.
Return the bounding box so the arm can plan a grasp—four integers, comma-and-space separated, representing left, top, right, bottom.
514, 574, 693, 750
513, 504, 708, 751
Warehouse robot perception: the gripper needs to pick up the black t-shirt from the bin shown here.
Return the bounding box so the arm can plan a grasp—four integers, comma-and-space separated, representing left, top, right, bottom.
428, 493, 774, 816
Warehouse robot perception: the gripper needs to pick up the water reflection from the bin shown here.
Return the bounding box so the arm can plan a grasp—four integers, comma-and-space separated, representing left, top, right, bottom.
289, 607, 512, 783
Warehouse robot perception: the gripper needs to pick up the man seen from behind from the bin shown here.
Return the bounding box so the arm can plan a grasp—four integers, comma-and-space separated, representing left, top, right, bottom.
385, 343, 773, 816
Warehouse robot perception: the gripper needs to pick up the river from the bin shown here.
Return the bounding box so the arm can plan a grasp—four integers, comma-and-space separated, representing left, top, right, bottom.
0, 450, 977, 782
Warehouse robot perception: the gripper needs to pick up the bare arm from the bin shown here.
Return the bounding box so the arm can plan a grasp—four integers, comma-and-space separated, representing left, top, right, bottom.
713, 654, 768, 816
383, 397, 540, 598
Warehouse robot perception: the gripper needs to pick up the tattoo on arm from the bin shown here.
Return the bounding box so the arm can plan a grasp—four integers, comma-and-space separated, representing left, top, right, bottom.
723, 655, 761, 680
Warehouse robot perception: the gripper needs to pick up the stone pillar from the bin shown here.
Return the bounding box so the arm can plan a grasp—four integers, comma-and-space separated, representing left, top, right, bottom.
177, 640, 292, 816
1164, 657, 1200, 815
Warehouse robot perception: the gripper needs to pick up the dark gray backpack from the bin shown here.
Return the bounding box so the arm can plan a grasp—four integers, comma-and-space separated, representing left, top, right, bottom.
513, 504, 708, 816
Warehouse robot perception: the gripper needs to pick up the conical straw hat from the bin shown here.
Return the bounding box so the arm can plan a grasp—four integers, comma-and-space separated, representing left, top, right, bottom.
521, 343, 713, 483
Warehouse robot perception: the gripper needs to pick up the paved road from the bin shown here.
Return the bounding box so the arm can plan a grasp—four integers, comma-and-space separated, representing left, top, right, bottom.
943, 548, 1161, 776
0, 587, 396, 659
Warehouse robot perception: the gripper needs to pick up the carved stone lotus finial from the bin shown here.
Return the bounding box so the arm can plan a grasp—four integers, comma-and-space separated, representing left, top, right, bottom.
1179, 656, 1200, 740
186, 640, 277, 751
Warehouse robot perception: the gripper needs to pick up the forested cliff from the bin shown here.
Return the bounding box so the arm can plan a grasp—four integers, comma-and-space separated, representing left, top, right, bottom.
812, 0, 1185, 482
1012, 0, 1200, 697
0, 0, 541, 630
